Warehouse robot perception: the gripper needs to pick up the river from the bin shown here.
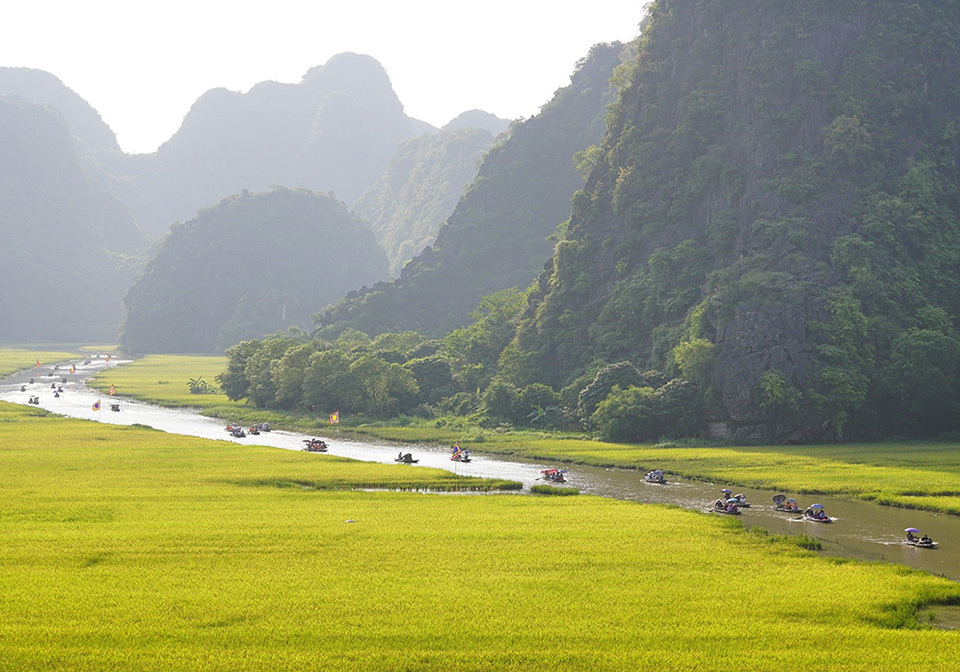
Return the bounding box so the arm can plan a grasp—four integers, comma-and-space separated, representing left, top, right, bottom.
2, 358, 958, 585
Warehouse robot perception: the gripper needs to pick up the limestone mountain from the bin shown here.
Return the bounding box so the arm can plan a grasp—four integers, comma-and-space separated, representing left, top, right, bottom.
0, 67, 120, 152
315, 42, 626, 338
502, 0, 960, 441
125, 53, 435, 236
121, 188, 388, 354
0, 95, 146, 342
355, 118, 507, 276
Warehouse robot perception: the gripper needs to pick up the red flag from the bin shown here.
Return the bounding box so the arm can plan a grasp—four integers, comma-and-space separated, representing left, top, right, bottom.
35, 360, 41, 368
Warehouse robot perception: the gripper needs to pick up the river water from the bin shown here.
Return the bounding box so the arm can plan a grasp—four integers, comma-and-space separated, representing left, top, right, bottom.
2, 358, 958, 585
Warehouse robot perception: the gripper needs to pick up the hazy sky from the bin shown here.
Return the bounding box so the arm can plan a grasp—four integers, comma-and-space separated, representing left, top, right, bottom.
2, 1, 646, 154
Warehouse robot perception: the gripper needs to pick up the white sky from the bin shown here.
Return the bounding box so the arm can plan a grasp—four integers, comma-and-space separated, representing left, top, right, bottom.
1, 1, 647, 154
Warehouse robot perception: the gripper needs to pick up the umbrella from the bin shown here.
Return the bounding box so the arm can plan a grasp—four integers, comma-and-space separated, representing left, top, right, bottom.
809, 503, 824, 509
772, 494, 786, 503
905, 527, 921, 534
726, 498, 739, 504
721, 488, 732, 494
786, 498, 797, 504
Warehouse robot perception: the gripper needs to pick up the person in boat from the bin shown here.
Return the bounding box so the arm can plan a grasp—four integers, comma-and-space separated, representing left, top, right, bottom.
714, 498, 726, 511
20, 385, 25, 392
463, 449, 471, 461
920, 534, 933, 544
906, 531, 916, 542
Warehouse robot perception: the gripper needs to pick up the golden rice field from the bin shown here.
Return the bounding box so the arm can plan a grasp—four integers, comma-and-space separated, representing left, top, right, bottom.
0, 401, 958, 671
95, 355, 960, 516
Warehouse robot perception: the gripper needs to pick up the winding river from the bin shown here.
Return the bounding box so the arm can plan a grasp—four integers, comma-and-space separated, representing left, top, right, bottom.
3, 358, 959, 585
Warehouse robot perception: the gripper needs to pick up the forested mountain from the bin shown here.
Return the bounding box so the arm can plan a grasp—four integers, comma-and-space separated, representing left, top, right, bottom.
315, 42, 626, 339
121, 188, 388, 354
501, 0, 960, 441
0, 95, 146, 342
355, 113, 508, 275
121, 53, 436, 237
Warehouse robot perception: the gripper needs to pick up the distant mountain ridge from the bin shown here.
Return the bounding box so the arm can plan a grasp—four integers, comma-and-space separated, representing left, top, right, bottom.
121, 188, 388, 354
0, 95, 146, 342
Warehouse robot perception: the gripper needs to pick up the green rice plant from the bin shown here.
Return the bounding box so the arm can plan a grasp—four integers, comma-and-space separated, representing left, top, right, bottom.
1, 402, 959, 670
530, 484, 579, 496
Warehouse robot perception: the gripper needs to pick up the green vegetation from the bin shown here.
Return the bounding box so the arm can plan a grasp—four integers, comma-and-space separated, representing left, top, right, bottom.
315, 42, 627, 340
121, 188, 389, 354
96, 355, 960, 515
498, 0, 960, 443
2, 401, 959, 670
0, 349, 79, 377
356, 124, 502, 275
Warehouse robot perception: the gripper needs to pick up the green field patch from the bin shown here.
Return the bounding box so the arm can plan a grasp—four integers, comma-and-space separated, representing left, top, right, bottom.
0, 348, 80, 377
529, 484, 579, 496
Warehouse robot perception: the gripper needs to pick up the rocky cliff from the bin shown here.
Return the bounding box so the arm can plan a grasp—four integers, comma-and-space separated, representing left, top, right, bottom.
504, 0, 960, 440
315, 42, 626, 339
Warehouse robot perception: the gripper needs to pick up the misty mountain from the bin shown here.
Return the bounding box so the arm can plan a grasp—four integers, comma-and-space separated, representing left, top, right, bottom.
0, 95, 146, 342
355, 119, 506, 276
314, 42, 626, 339
121, 188, 388, 354
123, 53, 436, 236
0, 67, 120, 153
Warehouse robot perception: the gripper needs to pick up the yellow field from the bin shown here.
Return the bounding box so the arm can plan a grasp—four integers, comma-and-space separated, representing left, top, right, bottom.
0, 402, 958, 670
86, 355, 960, 514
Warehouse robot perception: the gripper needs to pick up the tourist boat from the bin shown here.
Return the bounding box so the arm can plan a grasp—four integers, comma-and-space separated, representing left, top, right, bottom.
644, 469, 666, 484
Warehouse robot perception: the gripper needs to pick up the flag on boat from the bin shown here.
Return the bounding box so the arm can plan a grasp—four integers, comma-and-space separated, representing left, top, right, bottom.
35, 360, 41, 368
451, 444, 462, 459
69, 365, 76, 374
92, 400, 101, 411
109, 386, 116, 396
329, 411, 340, 424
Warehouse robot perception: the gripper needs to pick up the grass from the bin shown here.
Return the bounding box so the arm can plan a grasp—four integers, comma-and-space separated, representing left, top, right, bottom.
0, 348, 80, 378
1, 401, 959, 670
87, 355, 960, 516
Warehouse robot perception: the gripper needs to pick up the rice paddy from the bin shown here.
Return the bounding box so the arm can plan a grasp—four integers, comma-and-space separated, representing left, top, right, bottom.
0, 401, 959, 670
0, 348, 78, 378
94, 355, 960, 516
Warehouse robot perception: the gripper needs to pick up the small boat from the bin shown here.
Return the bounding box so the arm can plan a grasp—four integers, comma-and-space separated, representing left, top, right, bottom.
904, 528, 937, 548
451, 454, 472, 463
644, 469, 666, 484
248, 426, 260, 435
709, 499, 741, 515
801, 504, 832, 523
303, 438, 328, 452
110, 403, 120, 412
230, 427, 246, 438
395, 453, 418, 464
772, 494, 802, 513
540, 468, 568, 483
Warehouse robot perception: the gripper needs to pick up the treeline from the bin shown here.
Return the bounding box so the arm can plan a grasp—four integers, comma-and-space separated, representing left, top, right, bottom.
218, 287, 706, 441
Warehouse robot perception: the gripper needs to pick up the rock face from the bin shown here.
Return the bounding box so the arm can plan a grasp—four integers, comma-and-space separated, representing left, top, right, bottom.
0, 95, 146, 342
120, 188, 388, 354
506, 0, 960, 440
315, 42, 626, 339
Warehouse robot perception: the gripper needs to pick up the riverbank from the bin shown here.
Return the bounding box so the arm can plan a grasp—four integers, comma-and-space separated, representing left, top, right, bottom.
89, 355, 960, 517
2, 401, 958, 670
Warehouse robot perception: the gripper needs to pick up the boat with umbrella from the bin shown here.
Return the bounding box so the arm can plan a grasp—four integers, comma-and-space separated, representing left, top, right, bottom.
904, 527, 937, 548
